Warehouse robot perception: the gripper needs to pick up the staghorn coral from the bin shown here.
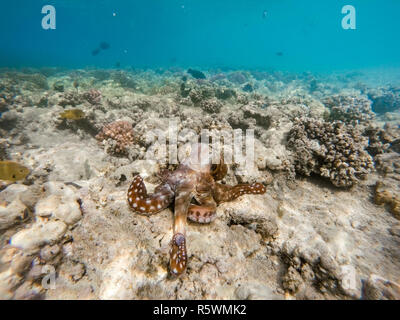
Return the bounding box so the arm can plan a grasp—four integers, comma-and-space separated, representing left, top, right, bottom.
287, 118, 374, 187
96, 120, 135, 155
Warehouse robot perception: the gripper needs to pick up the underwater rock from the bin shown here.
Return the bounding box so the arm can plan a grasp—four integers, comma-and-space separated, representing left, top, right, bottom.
235, 283, 282, 300
374, 181, 400, 220
0, 199, 29, 231
374, 152, 400, 176
189, 89, 203, 104
52, 81, 64, 92
363, 274, 400, 300
35, 191, 82, 226
287, 118, 374, 187
242, 83, 254, 92
111, 71, 137, 89
368, 87, 400, 114
227, 71, 248, 85
58, 91, 82, 107
10, 220, 67, 252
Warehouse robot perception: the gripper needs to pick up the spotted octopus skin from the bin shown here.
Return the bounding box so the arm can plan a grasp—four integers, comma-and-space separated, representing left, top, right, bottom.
127, 162, 266, 276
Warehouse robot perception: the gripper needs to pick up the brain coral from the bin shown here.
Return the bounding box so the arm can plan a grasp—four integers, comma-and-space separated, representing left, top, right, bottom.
287, 118, 374, 187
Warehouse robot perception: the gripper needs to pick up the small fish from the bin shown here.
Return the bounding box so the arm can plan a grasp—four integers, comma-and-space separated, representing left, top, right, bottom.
263, 10, 267, 19
99, 41, 110, 50
92, 48, 101, 56
115, 61, 121, 68
187, 68, 206, 79
0, 161, 30, 182
60, 109, 85, 120
276, 52, 283, 57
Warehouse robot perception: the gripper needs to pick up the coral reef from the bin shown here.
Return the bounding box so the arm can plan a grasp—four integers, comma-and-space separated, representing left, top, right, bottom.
322, 94, 375, 124
95, 120, 136, 155
374, 181, 400, 220
368, 86, 400, 114
0, 67, 399, 300
82, 89, 101, 105
287, 118, 374, 187
199, 98, 223, 113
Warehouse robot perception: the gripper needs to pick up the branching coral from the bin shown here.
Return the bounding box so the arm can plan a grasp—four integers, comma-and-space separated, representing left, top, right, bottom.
322, 95, 375, 124
364, 123, 400, 156
287, 118, 374, 187
95, 120, 135, 154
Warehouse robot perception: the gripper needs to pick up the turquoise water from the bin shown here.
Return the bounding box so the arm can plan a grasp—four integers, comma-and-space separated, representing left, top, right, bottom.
1, 0, 400, 72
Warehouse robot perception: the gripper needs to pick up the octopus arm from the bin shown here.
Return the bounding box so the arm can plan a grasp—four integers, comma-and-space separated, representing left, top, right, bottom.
127, 175, 174, 215
213, 182, 266, 204
188, 194, 217, 224
211, 162, 228, 181
170, 187, 192, 276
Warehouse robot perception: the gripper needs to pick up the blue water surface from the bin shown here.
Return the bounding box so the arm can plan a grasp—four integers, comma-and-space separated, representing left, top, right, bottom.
0, 0, 399, 72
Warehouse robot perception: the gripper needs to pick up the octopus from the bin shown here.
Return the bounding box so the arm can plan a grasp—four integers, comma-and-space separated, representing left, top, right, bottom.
127, 144, 266, 276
